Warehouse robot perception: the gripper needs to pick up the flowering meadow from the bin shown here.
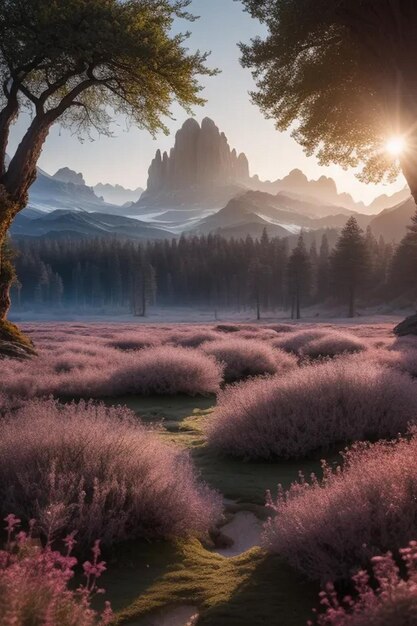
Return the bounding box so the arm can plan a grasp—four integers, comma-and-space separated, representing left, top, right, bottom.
2, 319, 417, 624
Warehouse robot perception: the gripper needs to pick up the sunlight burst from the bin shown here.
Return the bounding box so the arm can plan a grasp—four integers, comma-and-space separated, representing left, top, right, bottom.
385, 136, 406, 157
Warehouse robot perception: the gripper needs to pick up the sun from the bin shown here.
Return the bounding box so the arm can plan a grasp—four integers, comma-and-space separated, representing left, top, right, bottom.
385, 136, 406, 157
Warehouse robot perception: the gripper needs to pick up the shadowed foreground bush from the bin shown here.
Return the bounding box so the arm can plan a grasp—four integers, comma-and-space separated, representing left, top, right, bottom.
0, 515, 112, 626
110, 345, 223, 396
264, 433, 417, 582
200, 338, 297, 382
207, 360, 417, 459
0, 400, 222, 548
311, 541, 417, 625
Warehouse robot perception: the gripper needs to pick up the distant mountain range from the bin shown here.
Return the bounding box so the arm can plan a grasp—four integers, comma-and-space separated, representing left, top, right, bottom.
190, 190, 373, 239
5, 117, 415, 242
93, 183, 144, 206
11, 209, 173, 240
368, 197, 416, 241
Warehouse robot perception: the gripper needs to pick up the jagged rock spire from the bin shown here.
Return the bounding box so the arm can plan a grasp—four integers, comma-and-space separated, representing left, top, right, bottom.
146, 118, 250, 193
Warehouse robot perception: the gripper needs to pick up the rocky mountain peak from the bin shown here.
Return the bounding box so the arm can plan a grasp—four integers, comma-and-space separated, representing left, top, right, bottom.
53, 167, 86, 186
146, 118, 251, 195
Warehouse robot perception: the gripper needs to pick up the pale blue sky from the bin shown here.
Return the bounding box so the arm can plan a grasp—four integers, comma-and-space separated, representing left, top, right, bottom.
8, 0, 405, 202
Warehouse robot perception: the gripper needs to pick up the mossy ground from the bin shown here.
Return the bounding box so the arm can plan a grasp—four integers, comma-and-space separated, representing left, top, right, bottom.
0, 319, 36, 356
108, 540, 318, 626
100, 394, 325, 625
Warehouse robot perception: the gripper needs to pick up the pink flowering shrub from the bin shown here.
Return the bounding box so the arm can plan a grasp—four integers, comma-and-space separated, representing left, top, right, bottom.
266, 323, 296, 334
207, 360, 417, 459
300, 332, 367, 359
0, 344, 222, 398
311, 542, 417, 626
200, 338, 297, 382
236, 329, 279, 341
264, 433, 417, 582
272, 329, 329, 354
0, 514, 112, 626
108, 331, 160, 351
168, 329, 223, 348
0, 399, 222, 547
109, 345, 223, 396
355, 344, 417, 378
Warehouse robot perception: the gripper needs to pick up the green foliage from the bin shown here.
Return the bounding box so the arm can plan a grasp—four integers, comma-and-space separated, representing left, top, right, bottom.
239, 0, 417, 184
0, 0, 215, 137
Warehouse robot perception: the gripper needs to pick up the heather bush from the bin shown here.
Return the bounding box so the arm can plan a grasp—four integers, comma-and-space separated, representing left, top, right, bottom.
0, 343, 222, 399
272, 329, 329, 354
357, 344, 417, 378
266, 323, 295, 334
108, 331, 160, 351
311, 542, 417, 625
201, 338, 296, 382
234, 328, 278, 341
215, 324, 243, 333
207, 360, 417, 459
264, 433, 417, 582
170, 329, 223, 348
0, 514, 112, 626
0, 400, 222, 547
109, 345, 223, 395
300, 332, 367, 359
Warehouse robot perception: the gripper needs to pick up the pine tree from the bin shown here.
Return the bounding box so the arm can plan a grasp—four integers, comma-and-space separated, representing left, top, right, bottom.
131, 257, 157, 317
331, 217, 369, 318
247, 258, 264, 320
317, 234, 330, 302
388, 210, 417, 303
287, 235, 311, 320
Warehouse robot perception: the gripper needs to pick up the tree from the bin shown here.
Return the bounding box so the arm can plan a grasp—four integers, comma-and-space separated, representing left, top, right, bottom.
317, 233, 330, 302
389, 212, 417, 303
0, 0, 214, 345
131, 258, 157, 317
248, 257, 268, 320
239, 1, 417, 198
287, 235, 311, 320
331, 217, 369, 318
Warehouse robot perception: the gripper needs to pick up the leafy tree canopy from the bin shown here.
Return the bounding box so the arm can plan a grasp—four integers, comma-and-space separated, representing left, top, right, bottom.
0, 0, 215, 197
239, 1, 417, 190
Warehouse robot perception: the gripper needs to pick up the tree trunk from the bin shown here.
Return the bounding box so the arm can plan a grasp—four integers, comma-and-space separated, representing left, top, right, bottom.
348, 286, 355, 318
0, 189, 19, 321
296, 288, 301, 320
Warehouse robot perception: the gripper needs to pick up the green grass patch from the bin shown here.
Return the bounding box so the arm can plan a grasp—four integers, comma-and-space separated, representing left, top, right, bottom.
111, 539, 318, 626
104, 395, 215, 430
101, 395, 332, 625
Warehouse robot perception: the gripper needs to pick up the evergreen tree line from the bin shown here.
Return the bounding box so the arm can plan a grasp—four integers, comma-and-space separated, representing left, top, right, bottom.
9, 215, 416, 318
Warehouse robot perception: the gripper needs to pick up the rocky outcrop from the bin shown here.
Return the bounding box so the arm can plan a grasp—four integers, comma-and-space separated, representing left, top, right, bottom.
394, 314, 417, 336
137, 118, 251, 210
53, 168, 86, 186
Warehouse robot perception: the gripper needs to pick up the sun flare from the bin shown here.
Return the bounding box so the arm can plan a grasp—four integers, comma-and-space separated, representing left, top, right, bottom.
385, 136, 406, 157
